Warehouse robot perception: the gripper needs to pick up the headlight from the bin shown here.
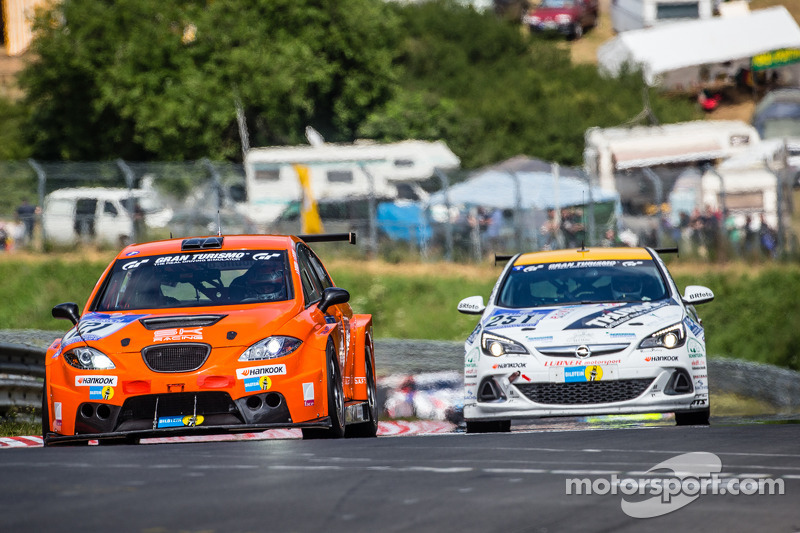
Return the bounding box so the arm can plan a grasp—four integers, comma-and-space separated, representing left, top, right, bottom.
64, 347, 116, 370
481, 332, 529, 357
555, 14, 573, 24
639, 323, 686, 349
238, 336, 302, 361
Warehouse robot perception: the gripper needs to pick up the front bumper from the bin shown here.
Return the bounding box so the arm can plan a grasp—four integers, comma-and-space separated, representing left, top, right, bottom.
465, 367, 705, 421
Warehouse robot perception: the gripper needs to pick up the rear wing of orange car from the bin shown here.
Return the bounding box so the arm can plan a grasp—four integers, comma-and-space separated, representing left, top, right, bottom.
297, 232, 357, 245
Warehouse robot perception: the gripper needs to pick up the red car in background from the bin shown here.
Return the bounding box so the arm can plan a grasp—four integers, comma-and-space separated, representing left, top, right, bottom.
522, 0, 599, 40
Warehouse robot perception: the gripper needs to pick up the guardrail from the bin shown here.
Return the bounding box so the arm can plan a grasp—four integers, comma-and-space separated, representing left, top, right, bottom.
2, 338, 800, 416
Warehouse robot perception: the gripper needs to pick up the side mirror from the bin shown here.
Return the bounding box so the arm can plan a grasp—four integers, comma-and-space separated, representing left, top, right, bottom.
682, 285, 714, 305
318, 287, 350, 314
457, 295, 486, 315
52, 302, 80, 325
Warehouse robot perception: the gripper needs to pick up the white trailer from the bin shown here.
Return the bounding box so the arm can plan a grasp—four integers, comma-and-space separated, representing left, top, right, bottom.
610, 0, 713, 33
242, 140, 460, 228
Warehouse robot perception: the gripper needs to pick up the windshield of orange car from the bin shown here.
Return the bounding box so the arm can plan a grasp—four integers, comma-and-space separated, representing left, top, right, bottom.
497, 260, 669, 308
92, 250, 292, 311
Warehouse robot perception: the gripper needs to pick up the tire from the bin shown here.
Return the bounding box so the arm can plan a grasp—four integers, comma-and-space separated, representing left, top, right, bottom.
41, 389, 50, 446
570, 23, 583, 40
465, 420, 511, 434
346, 346, 379, 438
675, 407, 710, 426
302, 342, 346, 439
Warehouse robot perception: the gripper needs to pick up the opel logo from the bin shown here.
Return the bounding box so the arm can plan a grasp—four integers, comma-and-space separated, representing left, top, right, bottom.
575, 345, 591, 359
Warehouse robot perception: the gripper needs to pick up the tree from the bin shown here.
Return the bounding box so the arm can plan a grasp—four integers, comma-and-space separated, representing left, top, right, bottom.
20, 0, 401, 161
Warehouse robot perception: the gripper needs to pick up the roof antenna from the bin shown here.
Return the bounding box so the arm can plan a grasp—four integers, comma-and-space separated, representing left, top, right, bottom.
217, 210, 222, 236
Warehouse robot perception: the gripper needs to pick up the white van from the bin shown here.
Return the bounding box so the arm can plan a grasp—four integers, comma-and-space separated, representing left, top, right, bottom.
42, 187, 172, 247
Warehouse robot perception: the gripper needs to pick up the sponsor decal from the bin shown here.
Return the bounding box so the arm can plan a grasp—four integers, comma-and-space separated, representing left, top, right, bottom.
544, 359, 621, 367
527, 335, 554, 343
687, 338, 704, 358
465, 368, 478, 377
692, 374, 707, 380
75, 376, 119, 387
236, 364, 287, 379
513, 265, 544, 272
122, 259, 150, 271
548, 260, 620, 270
691, 360, 705, 367
644, 355, 679, 363
252, 253, 281, 261
465, 388, 476, 400
467, 323, 481, 344
492, 362, 528, 370
157, 415, 204, 428
621, 261, 643, 267
154, 327, 203, 342
568, 301, 670, 330
695, 379, 708, 392
565, 365, 605, 382
54, 402, 62, 432
484, 309, 549, 330
89, 386, 115, 400
62, 313, 147, 347
684, 317, 703, 338
690, 399, 707, 406
465, 348, 479, 367
303, 382, 315, 406
153, 252, 247, 266
520, 374, 532, 381
125, 251, 140, 256
244, 376, 272, 392
606, 332, 636, 339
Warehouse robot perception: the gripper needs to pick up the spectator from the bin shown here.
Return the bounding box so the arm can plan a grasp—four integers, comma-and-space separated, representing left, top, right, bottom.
15, 198, 38, 246
758, 213, 778, 258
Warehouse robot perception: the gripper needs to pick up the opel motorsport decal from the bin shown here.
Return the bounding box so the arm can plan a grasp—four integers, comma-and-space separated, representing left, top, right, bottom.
565, 301, 672, 329
61, 313, 148, 348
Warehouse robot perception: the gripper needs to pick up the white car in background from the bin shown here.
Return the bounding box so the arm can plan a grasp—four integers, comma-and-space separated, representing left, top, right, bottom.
42, 187, 172, 247
457, 246, 714, 433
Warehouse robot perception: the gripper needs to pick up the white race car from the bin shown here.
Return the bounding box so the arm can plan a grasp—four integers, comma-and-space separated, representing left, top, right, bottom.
457, 247, 714, 433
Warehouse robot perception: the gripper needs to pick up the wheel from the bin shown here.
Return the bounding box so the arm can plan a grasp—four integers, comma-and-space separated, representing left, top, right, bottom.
41, 389, 50, 446
346, 345, 379, 438
675, 407, 710, 426
302, 342, 346, 439
570, 23, 583, 40
465, 420, 511, 433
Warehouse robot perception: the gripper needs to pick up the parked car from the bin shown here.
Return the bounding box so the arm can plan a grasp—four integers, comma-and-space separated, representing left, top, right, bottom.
457, 246, 713, 433
522, 0, 598, 39
43, 232, 377, 445
42, 187, 172, 247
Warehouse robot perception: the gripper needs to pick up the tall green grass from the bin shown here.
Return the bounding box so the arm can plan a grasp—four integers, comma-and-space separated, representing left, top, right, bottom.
2, 257, 799, 371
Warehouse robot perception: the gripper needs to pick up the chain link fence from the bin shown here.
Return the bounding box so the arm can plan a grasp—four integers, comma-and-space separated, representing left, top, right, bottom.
0, 159, 622, 262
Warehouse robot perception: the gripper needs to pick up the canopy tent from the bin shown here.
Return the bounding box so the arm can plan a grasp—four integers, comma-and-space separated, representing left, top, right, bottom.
427, 169, 619, 211
597, 6, 800, 89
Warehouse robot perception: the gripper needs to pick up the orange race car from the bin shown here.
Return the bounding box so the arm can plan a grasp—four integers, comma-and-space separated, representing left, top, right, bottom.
42, 232, 377, 445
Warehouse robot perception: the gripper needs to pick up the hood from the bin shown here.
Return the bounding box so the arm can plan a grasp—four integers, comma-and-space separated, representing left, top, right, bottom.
531, 6, 579, 19
62, 302, 300, 353
481, 301, 684, 349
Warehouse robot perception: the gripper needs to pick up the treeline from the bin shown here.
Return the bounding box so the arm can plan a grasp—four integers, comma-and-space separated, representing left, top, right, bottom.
0, 0, 698, 168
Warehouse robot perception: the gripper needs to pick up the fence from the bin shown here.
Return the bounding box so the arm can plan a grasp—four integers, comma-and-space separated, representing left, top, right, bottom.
0, 159, 621, 263
0, 159, 794, 262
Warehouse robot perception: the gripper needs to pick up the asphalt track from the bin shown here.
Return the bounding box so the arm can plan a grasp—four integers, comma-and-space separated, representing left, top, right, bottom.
1, 415, 798, 533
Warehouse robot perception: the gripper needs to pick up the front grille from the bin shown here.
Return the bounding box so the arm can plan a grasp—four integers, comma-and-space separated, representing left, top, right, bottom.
142, 343, 210, 372
515, 378, 654, 405
116, 392, 240, 427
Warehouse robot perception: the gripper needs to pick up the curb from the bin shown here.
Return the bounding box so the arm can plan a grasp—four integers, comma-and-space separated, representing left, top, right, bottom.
0, 420, 457, 448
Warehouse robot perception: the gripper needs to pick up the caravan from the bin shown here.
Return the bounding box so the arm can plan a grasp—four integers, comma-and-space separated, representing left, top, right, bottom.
242, 140, 460, 229
610, 0, 713, 33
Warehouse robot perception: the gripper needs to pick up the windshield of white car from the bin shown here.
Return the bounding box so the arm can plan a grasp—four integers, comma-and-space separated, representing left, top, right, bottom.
497, 260, 669, 308
93, 250, 291, 311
